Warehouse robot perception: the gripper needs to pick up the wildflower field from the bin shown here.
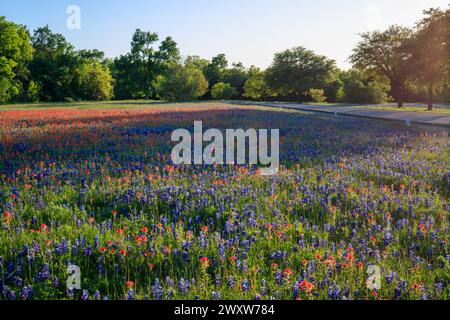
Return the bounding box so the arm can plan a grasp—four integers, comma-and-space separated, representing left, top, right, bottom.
0, 102, 449, 300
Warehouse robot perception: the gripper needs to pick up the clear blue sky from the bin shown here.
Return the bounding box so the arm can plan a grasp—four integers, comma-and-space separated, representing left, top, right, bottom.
1, 0, 448, 69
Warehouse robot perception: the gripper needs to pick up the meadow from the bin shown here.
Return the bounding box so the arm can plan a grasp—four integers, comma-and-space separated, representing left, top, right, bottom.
0, 102, 449, 300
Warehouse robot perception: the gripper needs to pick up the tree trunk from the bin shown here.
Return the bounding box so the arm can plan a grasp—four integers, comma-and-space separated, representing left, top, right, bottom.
397, 87, 404, 108
427, 84, 433, 111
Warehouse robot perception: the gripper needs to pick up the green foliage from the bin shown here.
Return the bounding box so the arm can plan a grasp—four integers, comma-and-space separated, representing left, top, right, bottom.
204, 54, 228, 92
29, 26, 77, 101
185, 55, 210, 71
112, 29, 180, 100
111, 54, 143, 99
341, 70, 388, 104
406, 8, 449, 109
158, 62, 208, 101
308, 88, 327, 103
244, 67, 271, 100
76, 62, 114, 101
223, 62, 249, 98
350, 26, 413, 107
266, 46, 336, 100
25, 80, 41, 102
0, 16, 33, 103
211, 82, 238, 100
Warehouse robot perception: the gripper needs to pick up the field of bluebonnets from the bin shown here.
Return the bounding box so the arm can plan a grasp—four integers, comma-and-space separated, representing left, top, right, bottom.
0, 102, 449, 300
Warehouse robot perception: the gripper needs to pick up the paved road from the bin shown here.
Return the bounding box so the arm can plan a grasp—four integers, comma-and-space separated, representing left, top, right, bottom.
235, 102, 450, 127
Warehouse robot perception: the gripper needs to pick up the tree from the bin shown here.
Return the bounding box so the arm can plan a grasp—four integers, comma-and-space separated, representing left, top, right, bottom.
30, 26, 77, 101
224, 62, 248, 98
185, 55, 210, 71
243, 67, 272, 100
130, 29, 179, 99
158, 62, 208, 101
204, 54, 228, 94
323, 69, 345, 103
111, 53, 142, 99
76, 62, 114, 101
407, 8, 449, 110
341, 69, 388, 104
211, 82, 237, 100
0, 17, 33, 103
266, 46, 336, 100
350, 25, 413, 108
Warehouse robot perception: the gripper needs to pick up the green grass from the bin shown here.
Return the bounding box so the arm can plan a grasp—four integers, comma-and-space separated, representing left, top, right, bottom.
360, 104, 450, 114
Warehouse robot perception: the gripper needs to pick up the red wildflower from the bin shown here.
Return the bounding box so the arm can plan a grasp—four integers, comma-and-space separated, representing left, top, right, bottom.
283, 268, 293, 277
299, 280, 315, 293
3, 211, 12, 223
200, 257, 210, 267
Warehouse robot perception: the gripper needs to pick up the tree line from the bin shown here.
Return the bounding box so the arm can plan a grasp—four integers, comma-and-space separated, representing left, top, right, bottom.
0, 8, 448, 109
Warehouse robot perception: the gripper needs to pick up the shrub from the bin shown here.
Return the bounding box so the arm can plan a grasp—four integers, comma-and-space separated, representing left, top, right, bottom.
211, 82, 238, 100
158, 62, 208, 101
76, 62, 114, 101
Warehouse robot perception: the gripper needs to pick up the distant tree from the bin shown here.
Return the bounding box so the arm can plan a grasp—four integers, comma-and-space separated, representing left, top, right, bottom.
243, 67, 271, 100
204, 54, 228, 94
185, 55, 210, 71
30, 26, 77, 101
323, 69, 345, 103
407, 8, 449, 110
211, 82, 237, 100
77, 49, 106, 63
0, 17, 33, 103
130, 29, 180, 99
341, 69, 389, 104
111, 53, 142, 99
308, 88, 327, 103
158, 62, 208, 101
266, 46, 336, 100
350, 26, 413, 108
76, 62, 114, 101
223, 62, 248, 98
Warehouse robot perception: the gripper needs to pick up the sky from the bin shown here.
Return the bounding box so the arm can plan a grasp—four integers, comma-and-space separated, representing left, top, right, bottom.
1, 0, 448, 69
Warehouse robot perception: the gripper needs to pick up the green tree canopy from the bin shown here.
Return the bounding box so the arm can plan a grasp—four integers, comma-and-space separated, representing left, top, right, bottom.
211, 82, 237, 100
111, 30, 180, 100
204, 54, 228, 93
223, 62, 249, 98
350, 25, 413, 107
265, 46, 336, 100
75, 61, 114, 101
158, 62, 208, 101
29, 26, 78, 101
407, 8, 449, 110
243, 67, 271, 100
341, 69, 389, 104
0, 16, 33, 103
129, 29, 180, 99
